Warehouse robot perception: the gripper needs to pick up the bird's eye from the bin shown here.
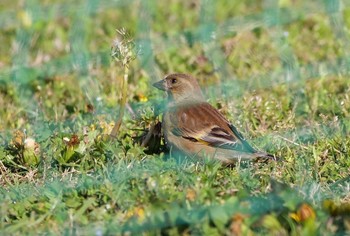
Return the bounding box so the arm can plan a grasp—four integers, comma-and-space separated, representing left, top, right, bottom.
171, 78, 177, 84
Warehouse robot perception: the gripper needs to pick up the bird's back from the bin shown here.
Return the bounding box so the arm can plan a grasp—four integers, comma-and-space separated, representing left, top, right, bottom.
163, 102, 258, 158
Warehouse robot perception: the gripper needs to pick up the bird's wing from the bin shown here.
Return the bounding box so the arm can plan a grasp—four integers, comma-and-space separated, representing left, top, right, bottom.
169, 102, 257, 153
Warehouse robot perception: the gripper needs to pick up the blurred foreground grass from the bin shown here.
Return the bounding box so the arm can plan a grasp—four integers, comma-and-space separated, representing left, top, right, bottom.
0, 0, 350, 235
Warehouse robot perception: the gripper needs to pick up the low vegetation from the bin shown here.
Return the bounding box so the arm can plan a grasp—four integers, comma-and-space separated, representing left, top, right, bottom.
0, 0, 350, 234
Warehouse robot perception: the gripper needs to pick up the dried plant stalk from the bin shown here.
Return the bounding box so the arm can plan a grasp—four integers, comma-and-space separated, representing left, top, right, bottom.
110, 28, 138, 138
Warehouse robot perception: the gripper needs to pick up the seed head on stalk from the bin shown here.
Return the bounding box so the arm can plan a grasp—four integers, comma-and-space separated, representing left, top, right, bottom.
110, 28, 139, 138
111, 28, 138, 68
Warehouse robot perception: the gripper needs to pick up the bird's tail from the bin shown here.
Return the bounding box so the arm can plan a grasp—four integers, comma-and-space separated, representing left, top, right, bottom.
254, 152, 280, 162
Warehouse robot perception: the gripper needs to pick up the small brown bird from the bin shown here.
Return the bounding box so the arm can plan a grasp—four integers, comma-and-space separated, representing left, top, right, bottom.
153, 73, 277, 163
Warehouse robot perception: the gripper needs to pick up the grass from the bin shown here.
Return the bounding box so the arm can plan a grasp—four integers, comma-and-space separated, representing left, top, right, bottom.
1, 0, 350, 235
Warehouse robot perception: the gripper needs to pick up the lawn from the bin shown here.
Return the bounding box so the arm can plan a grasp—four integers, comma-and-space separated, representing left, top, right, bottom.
0, 0, 350, 235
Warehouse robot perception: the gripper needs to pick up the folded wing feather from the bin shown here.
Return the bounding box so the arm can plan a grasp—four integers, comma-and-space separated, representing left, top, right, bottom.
169, 102, 257, 153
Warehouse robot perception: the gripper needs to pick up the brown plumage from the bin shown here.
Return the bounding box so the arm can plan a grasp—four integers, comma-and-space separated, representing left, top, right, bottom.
153, 73, 277, 163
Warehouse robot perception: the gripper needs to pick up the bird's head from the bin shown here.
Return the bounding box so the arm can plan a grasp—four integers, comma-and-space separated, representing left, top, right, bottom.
153, 73, 204, 103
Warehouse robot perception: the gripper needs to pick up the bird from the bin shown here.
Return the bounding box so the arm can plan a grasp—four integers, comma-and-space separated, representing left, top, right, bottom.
153, 73, 278, 164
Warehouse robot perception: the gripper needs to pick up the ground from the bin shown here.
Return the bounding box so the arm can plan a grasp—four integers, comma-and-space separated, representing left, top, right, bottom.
0, 0, 350, 235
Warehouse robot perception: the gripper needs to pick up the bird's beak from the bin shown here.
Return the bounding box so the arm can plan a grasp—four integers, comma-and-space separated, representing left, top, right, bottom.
153, 79, 167, 91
